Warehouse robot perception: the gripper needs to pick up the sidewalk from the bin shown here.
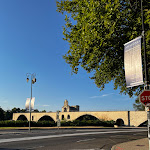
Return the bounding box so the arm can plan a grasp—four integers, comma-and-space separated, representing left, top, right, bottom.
111, 138, 148, 150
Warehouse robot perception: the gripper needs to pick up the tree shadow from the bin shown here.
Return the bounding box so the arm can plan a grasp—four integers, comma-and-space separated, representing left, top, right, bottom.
0, 148, 25, 150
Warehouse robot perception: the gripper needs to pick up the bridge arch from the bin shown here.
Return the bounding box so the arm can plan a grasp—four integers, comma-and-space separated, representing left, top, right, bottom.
38, 115, 55, 122
116, 118, 124, 126
138, 120, 147, 127
75, 114, 100, 121
17, 115, 28, 121
67, 115, 70, 119
62, 115, 65, 120
13, 111, 147, 126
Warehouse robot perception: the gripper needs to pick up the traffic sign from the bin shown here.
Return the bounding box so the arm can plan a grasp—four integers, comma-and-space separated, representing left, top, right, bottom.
139, 90, 150, 106
57, 119, 61, 127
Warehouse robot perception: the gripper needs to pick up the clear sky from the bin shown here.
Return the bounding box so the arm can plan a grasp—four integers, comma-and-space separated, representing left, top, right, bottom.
0, 0, 136, 112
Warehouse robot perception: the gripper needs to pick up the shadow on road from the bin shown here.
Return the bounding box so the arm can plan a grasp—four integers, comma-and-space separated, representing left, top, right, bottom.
0, 148, 24, 150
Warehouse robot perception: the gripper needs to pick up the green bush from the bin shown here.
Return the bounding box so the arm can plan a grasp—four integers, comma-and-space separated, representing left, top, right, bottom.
61, 120, 115, 127
0, 120, 56, 127
0, 120, 28, 127
0, 119, 114, 127
36, 121, 56, 127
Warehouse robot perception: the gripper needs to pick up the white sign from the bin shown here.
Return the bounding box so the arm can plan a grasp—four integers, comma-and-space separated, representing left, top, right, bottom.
56, 111, 59, 120
25, 98, 30, 110
25, 97, 35, 110
124, 36, 144, 88
31, 97, 35, 110
57, 119, 61, 127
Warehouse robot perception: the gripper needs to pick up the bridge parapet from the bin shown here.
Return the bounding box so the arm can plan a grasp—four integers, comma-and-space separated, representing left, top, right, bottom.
12, 111, 147, 127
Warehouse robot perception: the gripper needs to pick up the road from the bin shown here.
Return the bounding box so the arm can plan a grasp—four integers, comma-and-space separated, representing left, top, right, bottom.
0, 128, 147, 150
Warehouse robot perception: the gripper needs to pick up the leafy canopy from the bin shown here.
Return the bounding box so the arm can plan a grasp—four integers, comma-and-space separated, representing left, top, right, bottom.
56, 0, 150, 97
133, 97, 145, 111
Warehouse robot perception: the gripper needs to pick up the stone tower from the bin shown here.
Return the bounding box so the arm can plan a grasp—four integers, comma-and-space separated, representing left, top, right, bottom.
64, 99, 68, 107
62, 99, 79, 112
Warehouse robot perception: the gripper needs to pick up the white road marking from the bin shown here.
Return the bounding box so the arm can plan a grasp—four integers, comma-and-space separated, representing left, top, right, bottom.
0, 132, 25, 134
76, 129, 140, 132
76, 129, 113, 132
77, 138, 95, 142
26, 146, 44, 149
70, 149, 95, 150
0, 129, 147, 144
70, 148, 105, 150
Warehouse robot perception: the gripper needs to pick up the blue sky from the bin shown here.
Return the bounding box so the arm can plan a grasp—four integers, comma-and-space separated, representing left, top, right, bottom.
0, 0, 136, 112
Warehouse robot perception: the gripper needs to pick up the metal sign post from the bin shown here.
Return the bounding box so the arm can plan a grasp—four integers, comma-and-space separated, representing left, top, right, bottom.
56, 111, 61, 130
57, 119, 61, 130
139, 90, 150, 149
127, 0, 149, 148
147, 107, 150, 150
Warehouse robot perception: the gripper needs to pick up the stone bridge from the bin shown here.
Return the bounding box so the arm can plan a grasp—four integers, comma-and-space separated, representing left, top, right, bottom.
12, 111, 147, 127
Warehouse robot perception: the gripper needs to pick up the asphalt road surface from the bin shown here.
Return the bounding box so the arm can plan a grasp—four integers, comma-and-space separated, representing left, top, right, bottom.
0, 128, 147, 150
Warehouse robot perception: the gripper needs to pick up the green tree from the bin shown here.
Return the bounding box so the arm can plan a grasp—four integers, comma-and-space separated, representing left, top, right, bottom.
33, 109, 39, 112
133, 97, 145, 111
20, 109, 26, 112
56, 0, 150, 97
11, 107, 21, 113
41, 110, 46, 112
4, 110, 12, 120
0, 107, 5, 121
6, 107, 22, 120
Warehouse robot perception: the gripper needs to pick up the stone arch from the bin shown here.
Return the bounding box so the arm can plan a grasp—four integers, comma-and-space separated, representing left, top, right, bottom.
75, 114, 99, 121
64, 108, 67, 112
38, 115, 55, 122
17, 115, 28, 121
116, 118, 124, 126
67, 115, 70, 119
138, 120, 147, 127
62, 115, 64, 120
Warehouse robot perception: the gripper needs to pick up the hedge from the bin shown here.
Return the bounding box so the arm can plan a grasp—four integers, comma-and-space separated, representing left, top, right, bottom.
0, 120, 56, 127
0, 120, 114, 127
61, 120, 115, 127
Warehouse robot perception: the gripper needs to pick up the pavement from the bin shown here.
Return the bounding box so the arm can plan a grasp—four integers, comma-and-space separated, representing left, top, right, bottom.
111, 138, 149, 150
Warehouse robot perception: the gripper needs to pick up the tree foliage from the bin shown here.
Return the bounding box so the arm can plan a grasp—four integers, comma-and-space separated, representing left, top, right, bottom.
0, 107, 5, 121
133, 97, 145, 111
56, 0, 150, 97
4, 107, 26, 120
0, 107, 39, 121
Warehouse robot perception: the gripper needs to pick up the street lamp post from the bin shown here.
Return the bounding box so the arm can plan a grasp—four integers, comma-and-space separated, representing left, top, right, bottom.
140, 1, 150, 149
129, 0, 149, 88
129, 0, 149, 149
140, 0, 149, 89
26, 73, 36, 132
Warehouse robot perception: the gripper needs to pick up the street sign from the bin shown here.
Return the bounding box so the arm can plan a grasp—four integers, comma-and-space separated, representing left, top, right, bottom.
56, 111, 59, 120
31, 97, 35, 110
139, 90, 150, 106
57, 119, 61, 127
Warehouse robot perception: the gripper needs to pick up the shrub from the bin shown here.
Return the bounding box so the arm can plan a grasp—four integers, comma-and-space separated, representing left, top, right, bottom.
0, 120, 56, 127
60, 120, 115, 127
0, 119, 114, 127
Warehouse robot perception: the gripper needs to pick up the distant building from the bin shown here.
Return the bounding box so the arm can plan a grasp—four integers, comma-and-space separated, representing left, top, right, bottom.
62, 99, 79, 112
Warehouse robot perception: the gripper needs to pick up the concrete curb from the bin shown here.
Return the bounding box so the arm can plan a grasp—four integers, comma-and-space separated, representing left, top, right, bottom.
111, 138, 148, 150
